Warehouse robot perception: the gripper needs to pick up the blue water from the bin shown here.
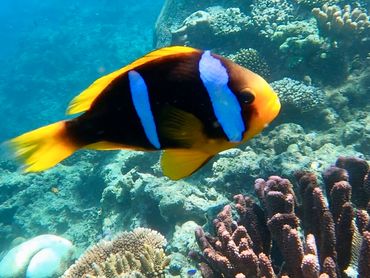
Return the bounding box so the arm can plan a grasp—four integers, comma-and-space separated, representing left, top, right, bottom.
0, 0, 163, 142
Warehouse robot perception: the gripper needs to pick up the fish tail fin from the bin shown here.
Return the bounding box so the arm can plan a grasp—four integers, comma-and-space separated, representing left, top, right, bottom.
8, 121, 79, 172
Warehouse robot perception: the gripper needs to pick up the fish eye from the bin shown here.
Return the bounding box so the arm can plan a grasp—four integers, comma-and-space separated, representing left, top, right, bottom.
239, 89, 255, 104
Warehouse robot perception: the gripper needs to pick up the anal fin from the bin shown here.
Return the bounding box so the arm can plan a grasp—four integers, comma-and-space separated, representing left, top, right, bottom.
161, 149, 212, 180
159, 106, 207, 148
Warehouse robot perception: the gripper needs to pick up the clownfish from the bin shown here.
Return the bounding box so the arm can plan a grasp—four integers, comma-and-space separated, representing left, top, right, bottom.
8, 46, 280, 180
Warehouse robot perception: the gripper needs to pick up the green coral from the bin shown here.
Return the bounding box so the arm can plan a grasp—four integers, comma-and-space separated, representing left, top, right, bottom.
227, 48, 271, 79
62, 228, 170, 278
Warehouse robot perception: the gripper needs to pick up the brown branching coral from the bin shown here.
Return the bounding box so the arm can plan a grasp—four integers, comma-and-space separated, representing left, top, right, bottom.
62, 228, 170, 278
192, 157, 370, 278
193, 205, 270, 278
323, 156, 370, 208
359, 231, 370, 277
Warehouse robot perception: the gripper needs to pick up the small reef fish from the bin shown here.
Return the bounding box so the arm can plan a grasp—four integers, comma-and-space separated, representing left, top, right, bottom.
9, 46, 280, 180
187, 269, 197, 276
50, 187, 59, 194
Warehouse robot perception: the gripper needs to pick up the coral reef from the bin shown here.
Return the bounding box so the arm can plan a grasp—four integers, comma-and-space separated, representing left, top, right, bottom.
0, 153, 105, 251
62, 228, 170, 278
295, 0, 340, 9
250, 0, 295, 38
1, 1, 370, 277
271, 77, 325, 113
323, 156, 370, 208
311, 3, 370, 70
0, 234, 74, 278
154, 0, 246, 48
226, 48, 270, 79
155, 0, 370, 82
192, 157, 370, 277
312, 4, 370, 41
171, 6, 251, 48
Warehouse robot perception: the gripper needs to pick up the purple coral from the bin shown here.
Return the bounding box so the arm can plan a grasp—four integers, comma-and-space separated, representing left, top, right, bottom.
192, 157, 370, 278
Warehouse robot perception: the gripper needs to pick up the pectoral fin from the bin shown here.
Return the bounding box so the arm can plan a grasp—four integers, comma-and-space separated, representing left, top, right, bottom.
161, 149, 212, 180
159, 106, 207, 148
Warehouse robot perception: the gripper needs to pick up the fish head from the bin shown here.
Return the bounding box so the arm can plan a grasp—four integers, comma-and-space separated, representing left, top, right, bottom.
228, 65, 281, 142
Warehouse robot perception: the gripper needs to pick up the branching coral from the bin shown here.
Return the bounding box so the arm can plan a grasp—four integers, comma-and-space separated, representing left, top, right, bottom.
192, 205, 269, 277
226, 48, 270, 79
192, 157, 370, 278
62, 228, 170, 278
312, 4, 370, 42
323, 156, 370, 208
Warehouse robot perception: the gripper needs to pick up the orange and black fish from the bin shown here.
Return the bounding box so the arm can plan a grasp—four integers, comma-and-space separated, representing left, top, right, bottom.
9, 46, 280, 180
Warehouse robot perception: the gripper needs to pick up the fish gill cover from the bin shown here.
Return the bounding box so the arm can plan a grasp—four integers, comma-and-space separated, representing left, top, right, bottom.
0, 0, 369, 277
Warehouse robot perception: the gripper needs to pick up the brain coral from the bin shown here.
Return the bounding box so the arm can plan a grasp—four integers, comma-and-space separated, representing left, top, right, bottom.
227, 48, 270, 79
62, 228, 169, 278
271, 78, 325, 112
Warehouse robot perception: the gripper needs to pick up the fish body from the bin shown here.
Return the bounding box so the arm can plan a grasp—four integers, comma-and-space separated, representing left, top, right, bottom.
187, 269, 197, 276
9, 46, 280, 180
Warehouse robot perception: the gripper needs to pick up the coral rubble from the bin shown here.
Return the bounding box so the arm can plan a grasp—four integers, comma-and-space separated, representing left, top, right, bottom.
62, 228, 170, 278
192, 157, 370, 277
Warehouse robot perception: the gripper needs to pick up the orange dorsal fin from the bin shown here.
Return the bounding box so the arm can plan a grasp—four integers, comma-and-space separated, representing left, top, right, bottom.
66, 46, 198, 115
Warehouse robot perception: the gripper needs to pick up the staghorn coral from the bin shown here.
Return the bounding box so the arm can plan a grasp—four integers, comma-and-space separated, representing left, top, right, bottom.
226, 48, 271, 79
62, 228, 170, 278
192, 157, 370, 278
271, 78, 325, 113
312, 4, 370, 42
